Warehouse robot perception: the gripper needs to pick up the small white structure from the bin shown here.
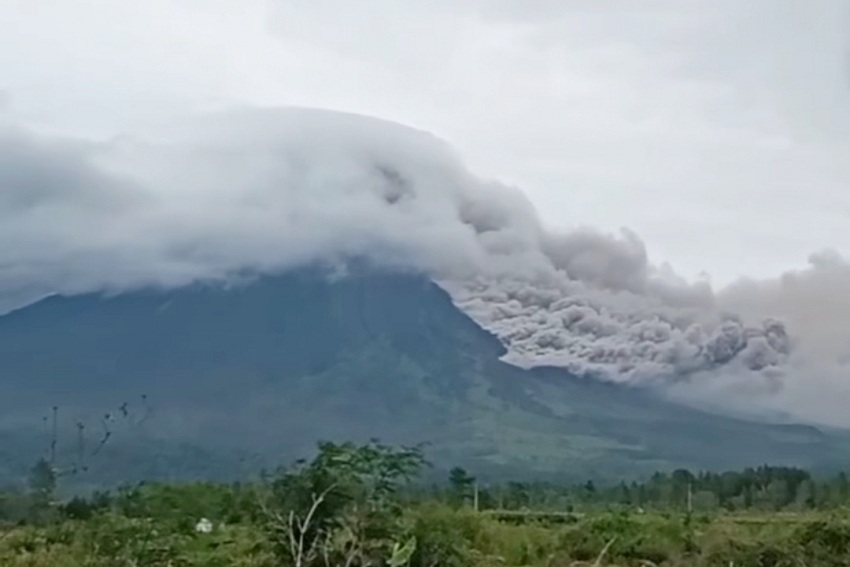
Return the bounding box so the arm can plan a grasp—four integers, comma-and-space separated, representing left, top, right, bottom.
195, 518, 214, 533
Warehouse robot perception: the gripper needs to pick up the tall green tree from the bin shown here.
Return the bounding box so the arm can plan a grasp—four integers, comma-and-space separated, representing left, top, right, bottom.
447, 467, 475, 507
262, 440, 426, 567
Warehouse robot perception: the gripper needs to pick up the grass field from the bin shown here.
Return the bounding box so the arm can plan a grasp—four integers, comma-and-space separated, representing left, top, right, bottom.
3, 504, 850, 566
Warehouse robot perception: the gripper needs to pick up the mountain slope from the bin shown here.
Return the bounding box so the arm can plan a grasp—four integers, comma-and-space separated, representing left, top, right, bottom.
0, 267, 846, 484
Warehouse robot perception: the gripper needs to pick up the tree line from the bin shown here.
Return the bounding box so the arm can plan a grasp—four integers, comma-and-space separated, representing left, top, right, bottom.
439, 465, 850, 512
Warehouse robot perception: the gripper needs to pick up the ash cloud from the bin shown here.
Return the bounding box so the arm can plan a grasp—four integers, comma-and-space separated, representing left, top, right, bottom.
1, 106, 847, 424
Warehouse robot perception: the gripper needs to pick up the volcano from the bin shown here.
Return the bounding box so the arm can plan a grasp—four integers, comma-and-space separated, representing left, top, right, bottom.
0, 265, 846, 485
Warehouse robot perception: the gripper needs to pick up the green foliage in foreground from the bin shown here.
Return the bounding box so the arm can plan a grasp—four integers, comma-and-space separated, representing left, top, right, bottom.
4, 441, 850, 566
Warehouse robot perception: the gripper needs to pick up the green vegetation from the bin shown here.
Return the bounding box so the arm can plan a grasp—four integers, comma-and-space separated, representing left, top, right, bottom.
4, 441, 850, 565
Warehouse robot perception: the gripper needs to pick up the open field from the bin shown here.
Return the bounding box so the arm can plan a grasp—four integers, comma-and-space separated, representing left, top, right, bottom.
3, 505, 850, 566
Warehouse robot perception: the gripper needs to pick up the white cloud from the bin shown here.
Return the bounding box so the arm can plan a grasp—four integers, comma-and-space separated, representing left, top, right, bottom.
5, 0, 849, 283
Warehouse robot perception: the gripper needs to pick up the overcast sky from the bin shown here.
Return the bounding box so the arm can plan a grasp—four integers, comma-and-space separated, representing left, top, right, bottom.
3, 0, 850, 286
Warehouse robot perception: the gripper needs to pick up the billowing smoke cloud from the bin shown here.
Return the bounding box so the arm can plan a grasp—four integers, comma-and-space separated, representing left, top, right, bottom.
2, 106, 848, 424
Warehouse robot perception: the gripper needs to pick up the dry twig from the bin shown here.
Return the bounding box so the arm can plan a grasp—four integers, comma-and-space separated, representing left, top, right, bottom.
593, 537, 617, 567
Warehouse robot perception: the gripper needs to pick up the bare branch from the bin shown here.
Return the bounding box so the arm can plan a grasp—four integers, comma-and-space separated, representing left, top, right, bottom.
592, 537, 617, 567
291, 484, 337, 567
91, 413, 113, 456
256, 482, 337, 567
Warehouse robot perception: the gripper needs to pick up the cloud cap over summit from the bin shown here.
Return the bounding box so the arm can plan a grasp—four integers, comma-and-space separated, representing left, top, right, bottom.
2, 106, 850, 425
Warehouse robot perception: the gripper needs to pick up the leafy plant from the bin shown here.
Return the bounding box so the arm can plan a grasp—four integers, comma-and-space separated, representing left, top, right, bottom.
259, 440, 427, 567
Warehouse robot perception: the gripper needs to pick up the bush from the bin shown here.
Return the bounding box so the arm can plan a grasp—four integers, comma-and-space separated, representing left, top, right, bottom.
557, 511, 683, 564
703, 540, 798, 567
408, 503, 482, 567
793, 521, 850, 567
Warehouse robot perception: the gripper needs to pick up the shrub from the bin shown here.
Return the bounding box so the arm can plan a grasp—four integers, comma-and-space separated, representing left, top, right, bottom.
408, 503, 482, 567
